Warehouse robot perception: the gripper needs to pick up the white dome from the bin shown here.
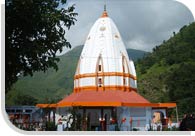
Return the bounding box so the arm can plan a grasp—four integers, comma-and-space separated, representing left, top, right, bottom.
74, 11, 137, 92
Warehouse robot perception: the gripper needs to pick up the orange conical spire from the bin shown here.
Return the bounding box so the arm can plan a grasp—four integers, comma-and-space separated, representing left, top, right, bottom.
101, 4, 108, 18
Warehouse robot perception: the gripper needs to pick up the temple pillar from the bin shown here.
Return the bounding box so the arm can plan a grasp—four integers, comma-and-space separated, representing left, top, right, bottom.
82, 108, 87, 131
53, 109, 56, 123
100, 108, 105, 131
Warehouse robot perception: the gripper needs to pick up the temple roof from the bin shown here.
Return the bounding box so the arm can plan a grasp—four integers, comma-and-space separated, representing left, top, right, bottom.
36, 90, 176, 108
57, 91, 150, 107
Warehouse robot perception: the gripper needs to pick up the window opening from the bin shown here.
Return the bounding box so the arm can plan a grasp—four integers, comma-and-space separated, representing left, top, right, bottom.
99, 65, 102, 72
98, 78, 102, 87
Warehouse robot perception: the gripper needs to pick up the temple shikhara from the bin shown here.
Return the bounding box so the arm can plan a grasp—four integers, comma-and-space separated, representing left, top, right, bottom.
37, 7, 177, 131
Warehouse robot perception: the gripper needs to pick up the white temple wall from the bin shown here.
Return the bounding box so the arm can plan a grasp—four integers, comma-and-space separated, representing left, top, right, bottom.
79, 77, 95, 86
130, 78, 137, 88
125, 77, 129, 86
104, 76, 122, 86
117, 107, 152, 131
129, 60, 136, 76
80, 58, 97, 74
104, 59, 118, 72
146, 107, 152, 124
77, 76, 136, 88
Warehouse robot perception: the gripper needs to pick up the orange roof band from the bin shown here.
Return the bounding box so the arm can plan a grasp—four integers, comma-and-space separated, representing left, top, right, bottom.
36, 102, 176, 108
36, 104, 57, 108
123, 103, 176, 108
74, 72, 137, 80
73, 85, 137, 93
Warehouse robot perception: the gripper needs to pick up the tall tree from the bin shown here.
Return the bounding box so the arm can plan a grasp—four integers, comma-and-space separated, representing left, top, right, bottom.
5, 0, 77, 93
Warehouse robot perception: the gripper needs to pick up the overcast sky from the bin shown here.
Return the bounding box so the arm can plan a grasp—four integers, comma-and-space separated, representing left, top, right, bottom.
59, 0, 194, 55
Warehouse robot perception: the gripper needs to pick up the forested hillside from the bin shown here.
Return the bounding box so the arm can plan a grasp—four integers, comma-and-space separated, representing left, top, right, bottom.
136, 22, 195, 115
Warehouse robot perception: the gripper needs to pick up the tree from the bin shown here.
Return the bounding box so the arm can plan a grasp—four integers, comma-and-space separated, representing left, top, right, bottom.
14, 93, 38, 105
165, 62, 195, 115
5, 0, 77, 93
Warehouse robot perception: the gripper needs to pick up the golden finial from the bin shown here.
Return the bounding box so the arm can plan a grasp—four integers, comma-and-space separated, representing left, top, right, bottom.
101, 4, 108, 18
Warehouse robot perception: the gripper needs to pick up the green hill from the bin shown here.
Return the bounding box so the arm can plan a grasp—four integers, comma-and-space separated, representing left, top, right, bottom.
136, 22, 195, 116
6, 46, 147, 105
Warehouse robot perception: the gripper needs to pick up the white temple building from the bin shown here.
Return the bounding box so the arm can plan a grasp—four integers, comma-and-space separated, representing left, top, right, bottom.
37, 7, 177, 131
